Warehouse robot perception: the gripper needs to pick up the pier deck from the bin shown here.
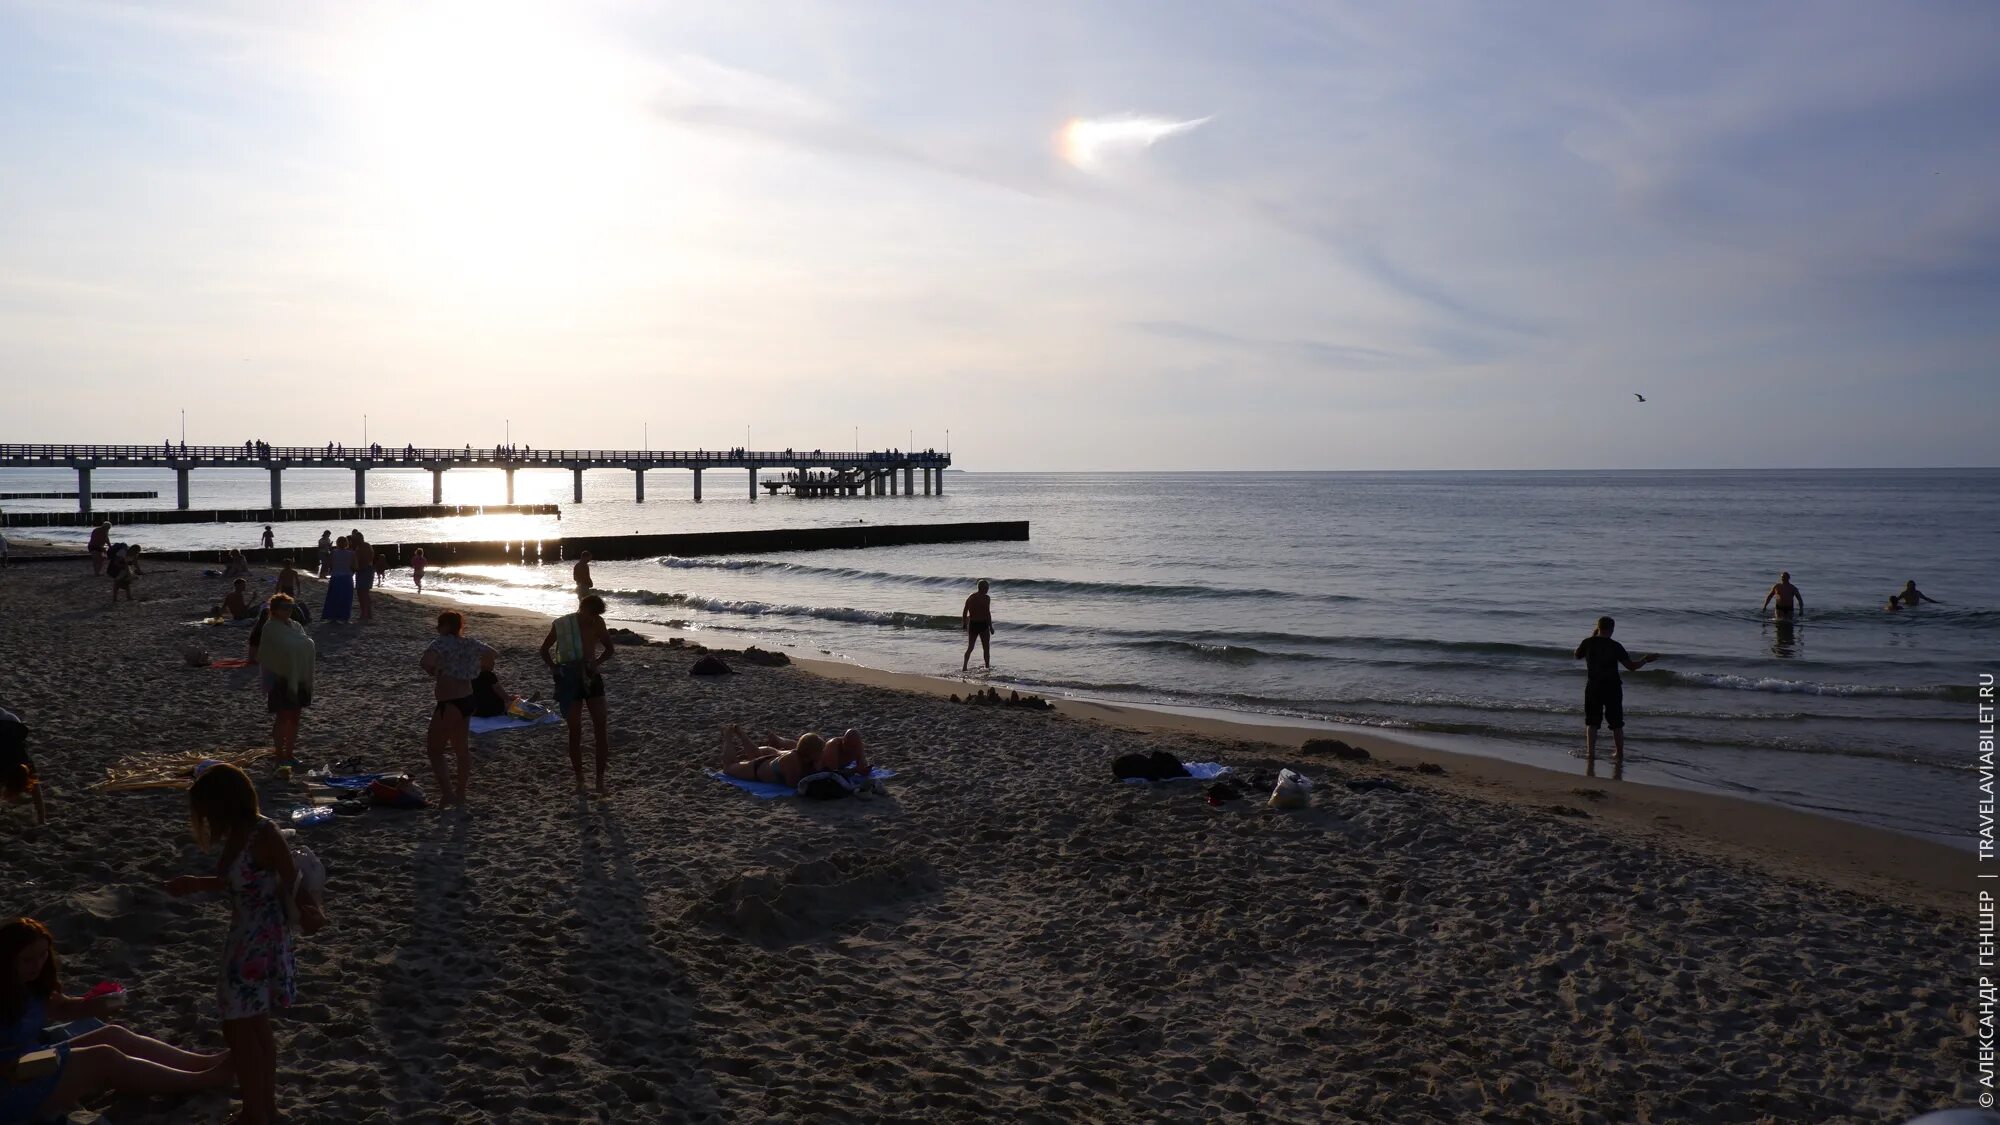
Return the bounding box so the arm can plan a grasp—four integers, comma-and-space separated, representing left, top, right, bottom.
0, 443, 950, 513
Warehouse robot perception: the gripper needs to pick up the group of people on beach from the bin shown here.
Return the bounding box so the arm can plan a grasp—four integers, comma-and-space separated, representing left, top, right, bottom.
4, 748, 311, 1122
0, 540, 657, 1120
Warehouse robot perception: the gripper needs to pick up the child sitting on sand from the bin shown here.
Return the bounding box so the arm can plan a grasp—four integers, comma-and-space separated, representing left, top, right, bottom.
1, 917, 233, 1121
108, 545, 141, 603
165, 764, 300, 1125
1, 707, 46, 825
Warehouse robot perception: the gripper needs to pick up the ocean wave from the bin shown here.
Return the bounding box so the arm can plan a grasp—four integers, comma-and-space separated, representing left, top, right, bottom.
604, 588, 963, 631
1645, 670, 1972, 700
1125, 640, 1324, 664
651, 556, 1353, 603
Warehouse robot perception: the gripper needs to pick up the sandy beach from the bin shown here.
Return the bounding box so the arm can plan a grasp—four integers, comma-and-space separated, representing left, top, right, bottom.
0, 558, 1973, 1122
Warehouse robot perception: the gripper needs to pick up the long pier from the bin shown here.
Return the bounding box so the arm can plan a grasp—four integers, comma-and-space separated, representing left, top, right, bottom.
0, 443, 951, 513
129, 520, 1027, 568
0, 502, 558, 529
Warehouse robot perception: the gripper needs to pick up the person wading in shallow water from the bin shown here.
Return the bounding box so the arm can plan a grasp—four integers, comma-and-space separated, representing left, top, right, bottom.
962, 579, 992, 672
1573, 615, 1659, 780
1761, 571, 1805, 619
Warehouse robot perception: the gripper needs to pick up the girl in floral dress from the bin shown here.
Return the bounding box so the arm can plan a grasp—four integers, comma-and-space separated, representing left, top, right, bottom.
167, 764, 297, 1125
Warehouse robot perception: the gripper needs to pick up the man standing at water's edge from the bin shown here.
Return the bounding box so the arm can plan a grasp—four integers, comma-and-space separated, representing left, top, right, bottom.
1574, 616, 1658, 779
963, 579, 992, 672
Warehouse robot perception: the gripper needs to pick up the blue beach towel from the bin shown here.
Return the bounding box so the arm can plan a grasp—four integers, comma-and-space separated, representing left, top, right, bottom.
711, 767, 897, 800
469, 711, 562, 735
1121, 761, 1231, 786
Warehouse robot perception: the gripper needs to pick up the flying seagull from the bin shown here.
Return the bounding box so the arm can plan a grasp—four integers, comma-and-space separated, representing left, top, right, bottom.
1634, 394, 1646, 402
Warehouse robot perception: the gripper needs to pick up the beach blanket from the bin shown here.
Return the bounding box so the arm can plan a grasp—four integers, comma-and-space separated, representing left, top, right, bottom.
469, 711, 562, 735
1121, 761, 1231, 786
711, 767, 897, 800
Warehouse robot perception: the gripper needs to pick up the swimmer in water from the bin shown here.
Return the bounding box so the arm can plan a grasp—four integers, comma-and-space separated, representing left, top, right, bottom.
1761, 571, 1804, 619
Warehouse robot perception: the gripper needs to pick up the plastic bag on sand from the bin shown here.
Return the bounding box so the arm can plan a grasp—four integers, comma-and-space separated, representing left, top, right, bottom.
1269, 768, 1312, 810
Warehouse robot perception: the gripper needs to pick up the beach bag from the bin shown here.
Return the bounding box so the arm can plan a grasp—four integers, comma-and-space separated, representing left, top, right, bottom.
1112, 750, 1190, 782
1268, 768, 1313, 810
796, 771, 859, 800
366, 776, 428, 809
290, 842, 329, 936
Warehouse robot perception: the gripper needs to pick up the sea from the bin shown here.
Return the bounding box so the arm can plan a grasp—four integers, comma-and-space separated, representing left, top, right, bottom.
6, 465, 1994, 846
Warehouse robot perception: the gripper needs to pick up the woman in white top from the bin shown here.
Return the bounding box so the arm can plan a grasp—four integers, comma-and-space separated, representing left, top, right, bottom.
420, 610, 496, 809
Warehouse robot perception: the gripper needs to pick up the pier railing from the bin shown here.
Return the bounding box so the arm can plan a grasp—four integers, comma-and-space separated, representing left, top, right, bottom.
0, 444, 946, 465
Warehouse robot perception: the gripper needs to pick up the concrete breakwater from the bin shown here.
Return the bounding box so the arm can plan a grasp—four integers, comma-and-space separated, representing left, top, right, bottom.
138, 520, 1031, 568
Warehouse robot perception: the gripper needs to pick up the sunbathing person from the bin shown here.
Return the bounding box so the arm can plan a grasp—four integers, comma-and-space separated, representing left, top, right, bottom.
720, 726, 881, 791
1, 918, 233, 1122
716, 726, 832, 788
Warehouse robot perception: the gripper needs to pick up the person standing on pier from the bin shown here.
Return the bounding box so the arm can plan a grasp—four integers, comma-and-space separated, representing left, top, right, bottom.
962, 579, 993, 672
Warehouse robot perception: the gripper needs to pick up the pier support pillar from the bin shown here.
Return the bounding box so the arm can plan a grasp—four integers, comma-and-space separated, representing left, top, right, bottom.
431, 468, 444, 504
904, 465, 914, 496
937, 468, 945, 495
269, 467, 283, 509
353, 468, 367, 506
923, 467, 932, 496
572, 468, 583, 504
76, 466, 92, 514
691, 468, 701, 502
748, 466, 758, 499
505, 467, 516, 505
634, 469, 646, 503
890, 468, 898, 496
176, 468, 191, 509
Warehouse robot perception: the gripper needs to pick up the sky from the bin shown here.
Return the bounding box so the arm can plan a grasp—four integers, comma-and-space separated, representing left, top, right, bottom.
0, 1, 1995, 470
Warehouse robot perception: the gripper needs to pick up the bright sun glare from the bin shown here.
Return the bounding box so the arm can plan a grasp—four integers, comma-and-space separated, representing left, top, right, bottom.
336, 6, 652, 292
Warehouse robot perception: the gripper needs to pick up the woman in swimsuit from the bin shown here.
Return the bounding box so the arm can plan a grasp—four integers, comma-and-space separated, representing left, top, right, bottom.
716, 727, 828, 788
420, 611, 496, 809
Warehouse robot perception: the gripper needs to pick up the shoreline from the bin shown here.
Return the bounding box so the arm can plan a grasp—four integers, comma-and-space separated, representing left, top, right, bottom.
412, 581, 1972, 914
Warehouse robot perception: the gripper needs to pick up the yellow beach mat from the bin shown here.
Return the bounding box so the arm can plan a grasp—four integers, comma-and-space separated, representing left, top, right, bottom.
98, 748, 269, 793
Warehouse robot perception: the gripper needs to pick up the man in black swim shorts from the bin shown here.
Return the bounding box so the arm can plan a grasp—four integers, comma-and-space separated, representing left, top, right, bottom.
1573, 616, 1659, 778
962, 579, 992, 671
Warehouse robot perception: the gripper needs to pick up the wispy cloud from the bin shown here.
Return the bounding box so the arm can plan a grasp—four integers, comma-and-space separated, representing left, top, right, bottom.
1057, 114, 1212, 171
